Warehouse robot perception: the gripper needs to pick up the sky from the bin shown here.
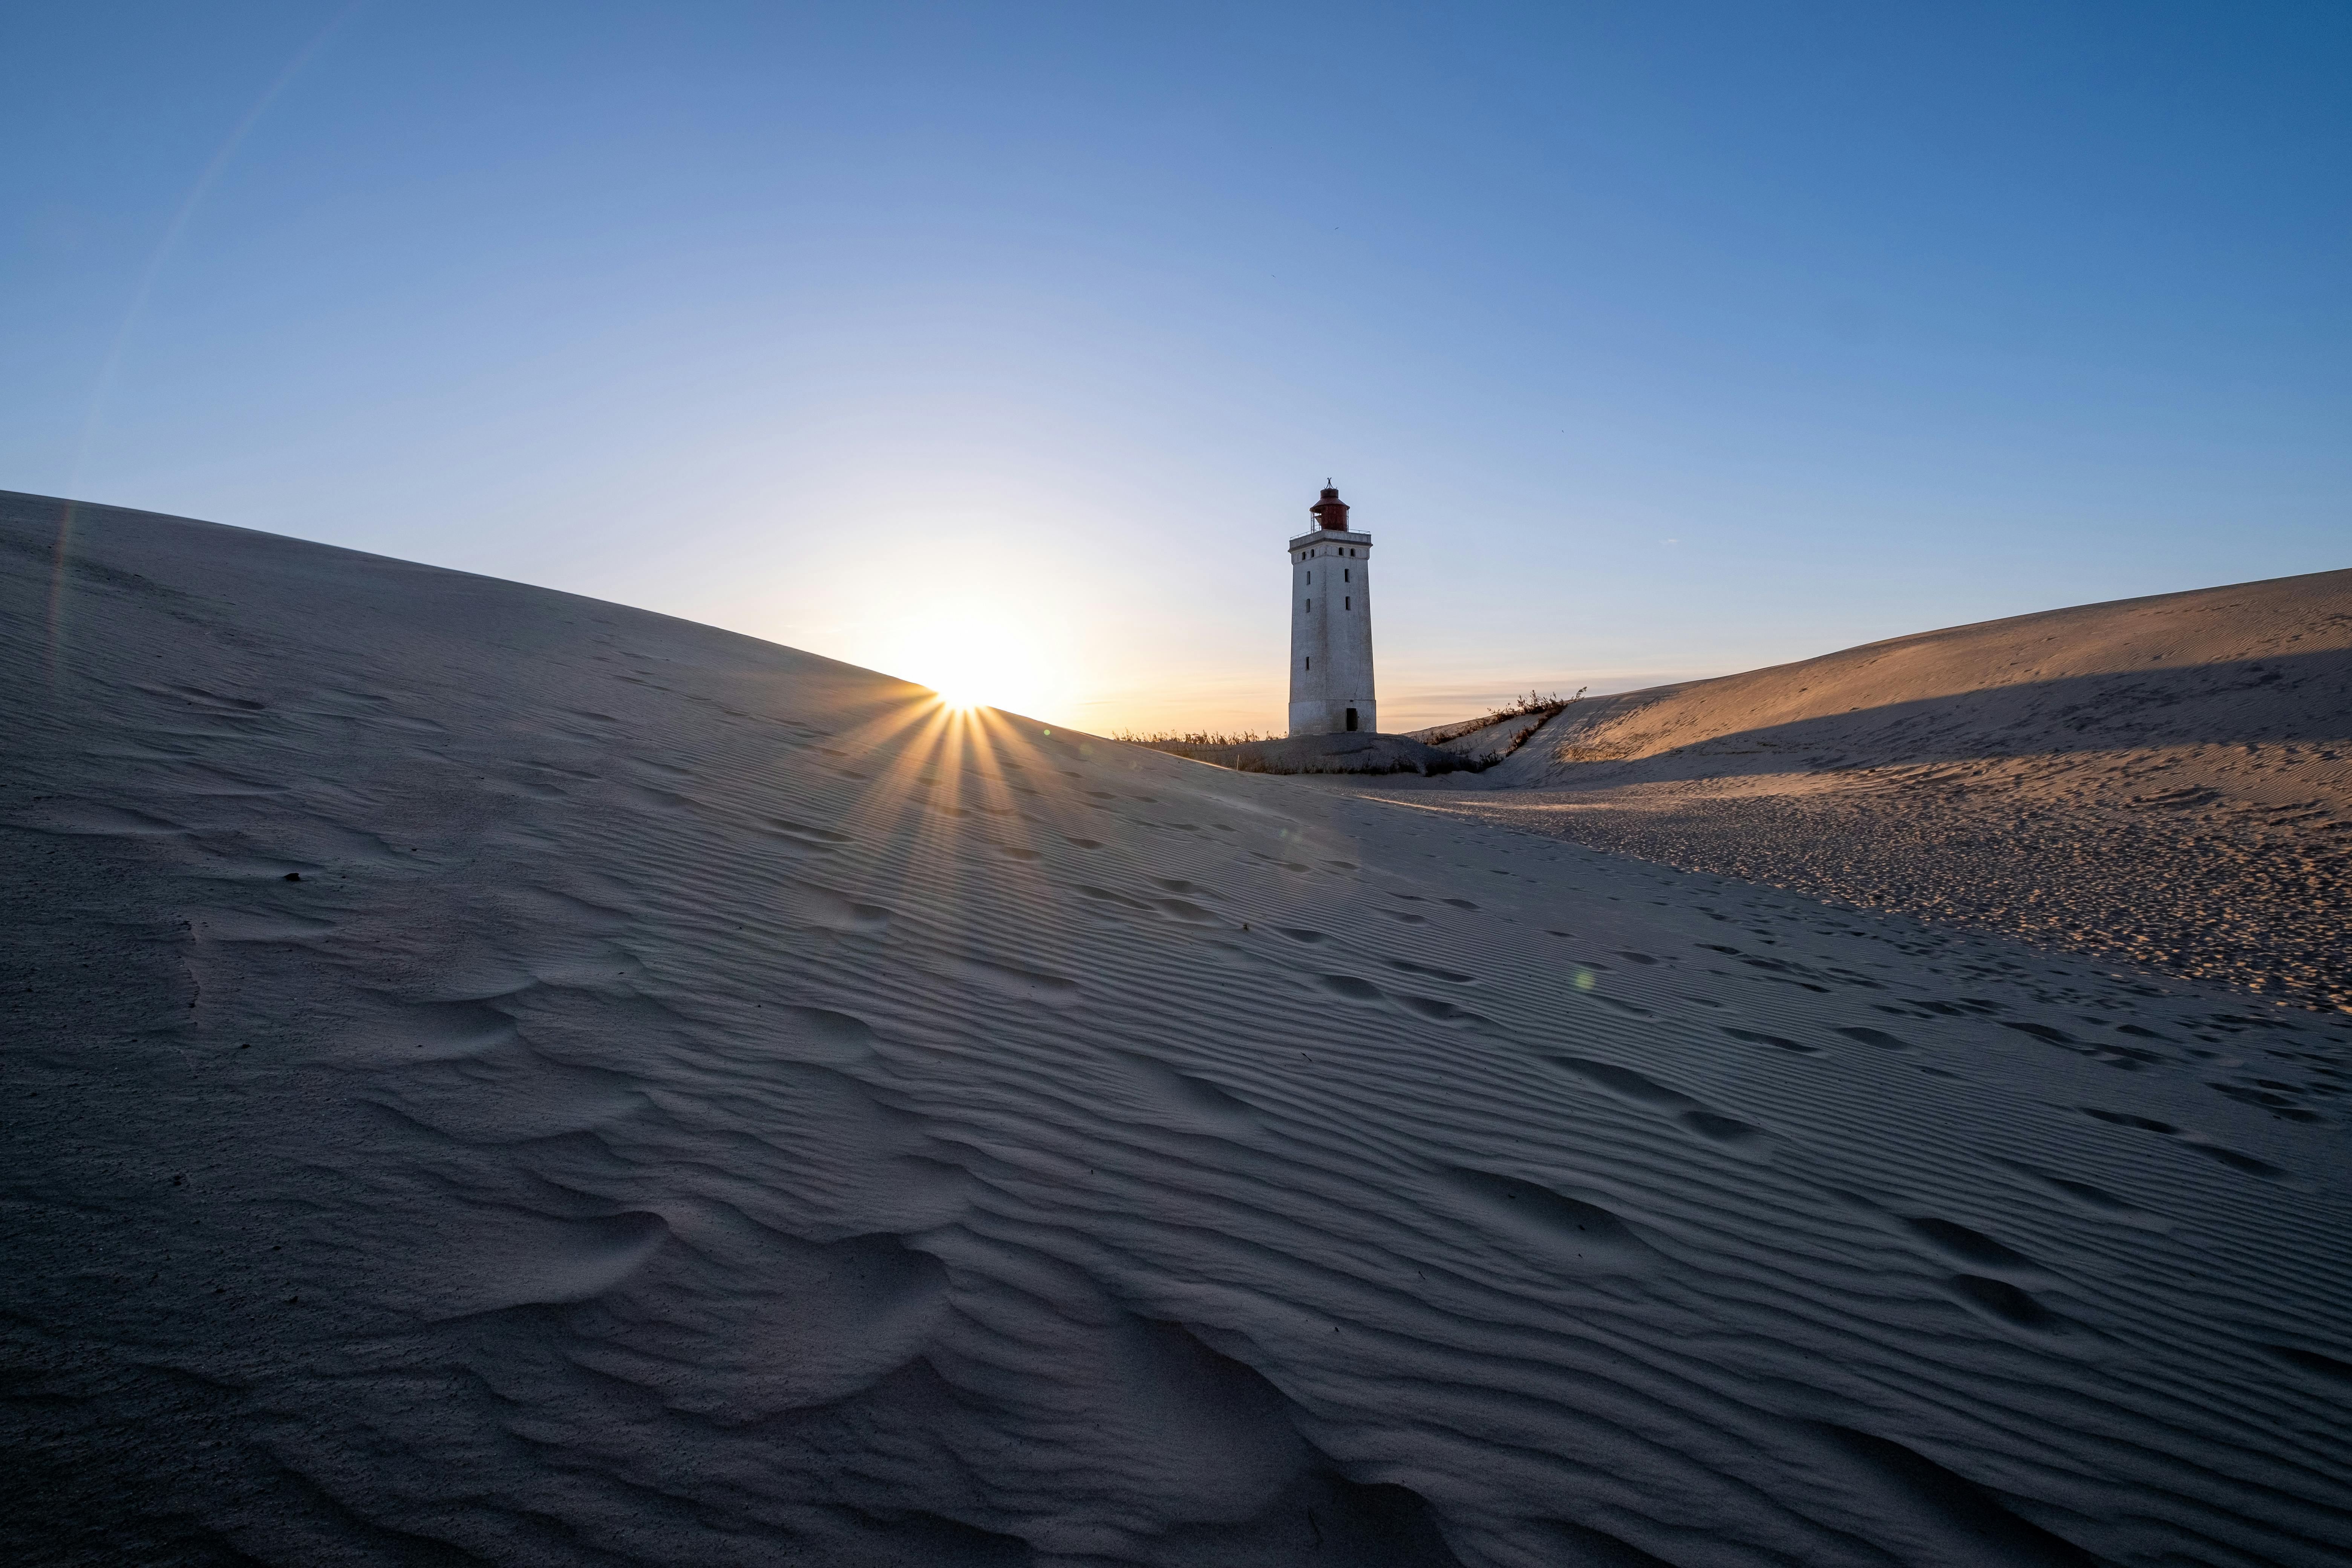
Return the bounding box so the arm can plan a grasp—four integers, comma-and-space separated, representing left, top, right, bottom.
5, 2, 2348, 733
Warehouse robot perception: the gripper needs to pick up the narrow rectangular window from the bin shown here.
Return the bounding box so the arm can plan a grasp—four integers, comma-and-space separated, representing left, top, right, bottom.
1304, 656, 1310, 670
1306, 571, 1312, 583
1305, 599, 1312, 612
1344, 568, 1350, 581
1344, 597, 1350, 610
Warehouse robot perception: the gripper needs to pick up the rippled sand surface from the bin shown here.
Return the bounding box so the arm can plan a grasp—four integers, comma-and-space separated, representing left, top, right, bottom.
5, 493, 2349, 1566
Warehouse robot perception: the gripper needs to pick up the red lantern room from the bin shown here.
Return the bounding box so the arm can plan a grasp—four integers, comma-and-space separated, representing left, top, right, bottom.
1309, 483, 1350, 531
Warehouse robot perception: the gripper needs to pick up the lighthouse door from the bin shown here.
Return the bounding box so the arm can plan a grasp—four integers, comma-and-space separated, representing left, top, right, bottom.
1344, 707, 1359, 732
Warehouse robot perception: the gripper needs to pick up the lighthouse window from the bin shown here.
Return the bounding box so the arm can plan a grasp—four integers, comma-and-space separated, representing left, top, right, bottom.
1343, 569, 1350, 581
1305, 599, 1312, 612
1344, 597, 1351, 610
1306, 571, 1312, 583
1303, 656, 1310, 670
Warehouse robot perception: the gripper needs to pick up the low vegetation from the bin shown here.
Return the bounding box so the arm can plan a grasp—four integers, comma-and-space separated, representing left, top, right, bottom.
1232, 751, 1496, 777
1112, 729, 1269, 755
1415, 687, 1586, 750
1115, 728, 1497, 776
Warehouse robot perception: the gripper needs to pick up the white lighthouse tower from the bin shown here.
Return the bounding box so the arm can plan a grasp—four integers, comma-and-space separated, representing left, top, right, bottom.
1287, 482, 1377, 736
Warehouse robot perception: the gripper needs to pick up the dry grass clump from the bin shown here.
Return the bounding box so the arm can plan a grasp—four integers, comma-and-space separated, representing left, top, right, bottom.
1418, 688, 1586, 749
1116, 728, 1497, 776
1115, 729, 1269, 750
1115, 729, 1269, 762
1231, 752, 1496, 777
1487, 688, 1579, 721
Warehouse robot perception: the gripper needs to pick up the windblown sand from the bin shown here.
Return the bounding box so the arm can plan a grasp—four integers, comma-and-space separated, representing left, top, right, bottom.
5, 493, 2349, 1566
1403, 571, 2352, 1015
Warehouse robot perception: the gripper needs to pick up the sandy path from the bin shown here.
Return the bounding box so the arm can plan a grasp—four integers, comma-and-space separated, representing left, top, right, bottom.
5, 493, 2350, 1566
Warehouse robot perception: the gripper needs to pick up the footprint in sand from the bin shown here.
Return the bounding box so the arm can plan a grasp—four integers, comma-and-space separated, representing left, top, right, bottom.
1439, 1167, 1652, 1270
1996, 1161, 2168, 1230
942, 956, 1081, 1006
326, 999, 521, 1064
1944, 1273, 2058, 1330
1321, 975, 1385, 1002
775, 883, 890, 934
1398, 995, 1490, 1026
2077, 1108, 2286, 1179
2080, 1107, 2178, 1133
1110, 1051, 1259, 1132
764, 818, 851, 853
1721, 1026, 1819, 1055
428, 1209, 671, 1320
2005, 1021, 2164, 1070
1900, 1216, 2043, 1274
1547, 1057, 1767, 1150
1679, 1110, 1765, 1146
712, 1006, 877, 1066
1548, 1057, 1693, 1108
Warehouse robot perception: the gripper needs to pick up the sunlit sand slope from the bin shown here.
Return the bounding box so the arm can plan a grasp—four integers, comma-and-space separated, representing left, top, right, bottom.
5, 492, 2350, 1567
1455, 571, 2352, 1010
1505, 568, 2352, 781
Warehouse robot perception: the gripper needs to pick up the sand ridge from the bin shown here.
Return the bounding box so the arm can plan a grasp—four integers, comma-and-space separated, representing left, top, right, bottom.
3, 492, 2350, 1566
1393, 570, 2352, 1013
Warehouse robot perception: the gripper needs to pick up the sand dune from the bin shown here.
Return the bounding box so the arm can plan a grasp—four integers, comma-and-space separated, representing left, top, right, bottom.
5, 492, 2350, 1566
1408, 572, 2352, 1013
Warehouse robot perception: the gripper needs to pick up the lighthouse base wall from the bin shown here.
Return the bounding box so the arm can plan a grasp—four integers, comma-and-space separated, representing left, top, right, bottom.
1288, 698, 1378, 738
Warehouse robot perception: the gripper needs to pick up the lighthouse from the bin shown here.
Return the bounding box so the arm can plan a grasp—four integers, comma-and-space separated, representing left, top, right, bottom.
1287, 483, 1377, 737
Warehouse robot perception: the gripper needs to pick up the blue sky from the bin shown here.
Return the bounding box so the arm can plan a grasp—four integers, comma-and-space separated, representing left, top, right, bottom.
6, 2, 2347, 730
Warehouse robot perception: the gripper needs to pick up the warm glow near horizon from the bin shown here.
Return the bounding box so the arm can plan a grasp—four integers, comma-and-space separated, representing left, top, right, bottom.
871, 608, 1076, 723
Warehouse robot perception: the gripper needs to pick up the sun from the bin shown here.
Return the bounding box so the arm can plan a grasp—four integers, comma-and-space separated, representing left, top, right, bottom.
879, 612, 1065, 720
926, 675, 986, 712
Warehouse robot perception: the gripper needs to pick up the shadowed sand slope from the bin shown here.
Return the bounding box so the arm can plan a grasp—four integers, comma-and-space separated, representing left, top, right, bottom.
1428, 571, 2352, 1011
4, 492, 2351, 1567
